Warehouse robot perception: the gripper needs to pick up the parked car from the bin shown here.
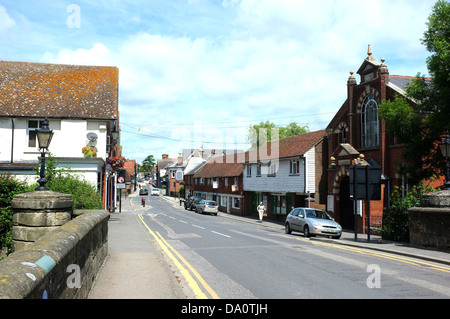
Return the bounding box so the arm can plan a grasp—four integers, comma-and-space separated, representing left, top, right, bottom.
151, 188, 160, 196
139, 188, 148, 196
285, 207, 342, 239
195, 200, 218, 215
184, 196, 203, 211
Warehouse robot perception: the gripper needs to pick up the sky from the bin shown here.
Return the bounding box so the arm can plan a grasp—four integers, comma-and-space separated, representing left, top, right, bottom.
0, 0, 437, 164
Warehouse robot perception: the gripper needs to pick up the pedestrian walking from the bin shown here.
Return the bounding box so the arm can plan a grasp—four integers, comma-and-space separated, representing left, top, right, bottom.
257, 202, 266, 222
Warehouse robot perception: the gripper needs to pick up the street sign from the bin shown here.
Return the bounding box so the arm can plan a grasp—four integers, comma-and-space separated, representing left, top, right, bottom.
117, 173, 125, 189
349, 164, 381, 200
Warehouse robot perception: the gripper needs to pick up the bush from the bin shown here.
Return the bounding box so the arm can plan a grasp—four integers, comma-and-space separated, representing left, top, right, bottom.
0, 174, 35, 254
381, 179, 436, 242
47, 173, 103, 210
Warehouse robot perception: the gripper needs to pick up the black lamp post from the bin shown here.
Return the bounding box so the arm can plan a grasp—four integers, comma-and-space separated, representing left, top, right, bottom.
35, 117, 54, 191
439, 131, 450, 190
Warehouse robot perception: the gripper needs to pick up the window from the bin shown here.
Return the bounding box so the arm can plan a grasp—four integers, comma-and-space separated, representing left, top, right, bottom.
232, 197, 240, 209
27, 120, 44, 148
234, 177, 239, 185
246, 165, 252, 177
268, 162, 277, 176
290, 159, 300, 175
225, 178, 228, 187
256, 163, 261, 177
221, 196, 227, 207
361, 94, 379, 148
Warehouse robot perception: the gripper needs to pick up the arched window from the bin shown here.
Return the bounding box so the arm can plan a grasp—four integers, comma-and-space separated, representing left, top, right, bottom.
361, 94, 379, 148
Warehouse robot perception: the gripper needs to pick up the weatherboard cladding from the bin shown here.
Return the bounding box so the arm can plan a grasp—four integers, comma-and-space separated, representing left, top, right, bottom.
0, 61, 118, 119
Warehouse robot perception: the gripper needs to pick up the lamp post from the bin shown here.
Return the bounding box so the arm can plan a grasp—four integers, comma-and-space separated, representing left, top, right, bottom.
439, 131, 450, 190
35, 117, 54, 191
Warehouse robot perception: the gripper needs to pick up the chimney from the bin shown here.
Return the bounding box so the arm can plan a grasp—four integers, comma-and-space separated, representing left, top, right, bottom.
178, 153, 183, 166
162, 154, 169, 160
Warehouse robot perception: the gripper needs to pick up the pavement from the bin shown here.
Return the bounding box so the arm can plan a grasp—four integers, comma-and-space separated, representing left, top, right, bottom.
88, 188, 450, 299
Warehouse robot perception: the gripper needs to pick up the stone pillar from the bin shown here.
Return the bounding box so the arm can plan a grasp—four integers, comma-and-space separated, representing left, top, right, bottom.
11, 190, 74, 252
408, 190, 450, 251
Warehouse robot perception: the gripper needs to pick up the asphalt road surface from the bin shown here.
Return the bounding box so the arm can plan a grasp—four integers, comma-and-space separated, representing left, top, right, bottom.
132, 191, 450, 299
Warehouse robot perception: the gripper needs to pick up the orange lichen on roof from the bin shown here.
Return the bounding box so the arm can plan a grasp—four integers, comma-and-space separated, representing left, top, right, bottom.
0, 61, 118, 119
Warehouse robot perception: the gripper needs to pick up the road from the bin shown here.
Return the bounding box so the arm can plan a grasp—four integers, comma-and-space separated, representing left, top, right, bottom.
132, 188, 450, 299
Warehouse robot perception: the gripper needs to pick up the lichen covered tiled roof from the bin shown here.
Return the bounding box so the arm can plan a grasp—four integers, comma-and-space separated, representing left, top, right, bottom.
0, 61, 118, 119
244, 129, 327, 162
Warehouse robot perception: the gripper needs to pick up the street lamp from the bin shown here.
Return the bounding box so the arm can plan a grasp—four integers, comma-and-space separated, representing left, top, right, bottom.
35, 117, 54, 191
439, 131, 450, 190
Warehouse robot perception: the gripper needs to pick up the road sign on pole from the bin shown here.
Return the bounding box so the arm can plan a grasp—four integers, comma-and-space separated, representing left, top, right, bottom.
349, 162, 381, 242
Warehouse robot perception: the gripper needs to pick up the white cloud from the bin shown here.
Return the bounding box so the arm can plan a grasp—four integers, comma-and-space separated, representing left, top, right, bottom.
39, 0, 433, 163
0, 5, 16, 35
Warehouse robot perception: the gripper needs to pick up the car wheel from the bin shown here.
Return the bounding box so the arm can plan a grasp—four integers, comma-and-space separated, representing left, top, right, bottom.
332, 235, 341, 239
285, 223, 291, 234
304, 225, 311, 237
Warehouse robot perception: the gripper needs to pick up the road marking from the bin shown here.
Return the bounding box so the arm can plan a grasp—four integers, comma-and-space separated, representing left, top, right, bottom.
168, 216, 176, 220
155, 231, 220, 299
192, 224, 205, 230
211, 231, 231, 238
138, 214, 219, 299
296, 238, 450, 273
179, 220, 188, 224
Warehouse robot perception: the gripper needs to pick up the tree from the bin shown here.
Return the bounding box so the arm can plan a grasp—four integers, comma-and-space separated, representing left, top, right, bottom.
379, 0, 450, 184
141, 155, 156, 175
248, 121, 309, 149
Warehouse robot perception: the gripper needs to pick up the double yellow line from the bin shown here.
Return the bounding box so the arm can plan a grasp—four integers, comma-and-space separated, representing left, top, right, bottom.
138, 214, 220, 299
297, 238, 450, 273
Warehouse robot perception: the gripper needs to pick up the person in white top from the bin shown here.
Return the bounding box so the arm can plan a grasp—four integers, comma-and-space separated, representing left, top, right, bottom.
257, 202, 266, 222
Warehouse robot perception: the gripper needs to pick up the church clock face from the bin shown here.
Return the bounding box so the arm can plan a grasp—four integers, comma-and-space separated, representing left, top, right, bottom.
361, 94, 379, 148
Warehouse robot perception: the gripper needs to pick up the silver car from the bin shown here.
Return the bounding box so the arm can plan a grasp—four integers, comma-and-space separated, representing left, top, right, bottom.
285, 207, 342, 239
195, 200, 218, 215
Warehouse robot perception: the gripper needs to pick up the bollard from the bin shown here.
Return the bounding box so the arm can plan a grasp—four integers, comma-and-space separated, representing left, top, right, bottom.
141, 197, 145, 207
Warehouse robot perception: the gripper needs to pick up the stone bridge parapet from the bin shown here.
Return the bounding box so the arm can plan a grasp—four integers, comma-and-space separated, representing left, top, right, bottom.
0, 190, 109, 299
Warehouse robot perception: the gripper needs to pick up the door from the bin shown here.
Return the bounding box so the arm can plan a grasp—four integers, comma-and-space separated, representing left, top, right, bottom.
339, 176, 354, 230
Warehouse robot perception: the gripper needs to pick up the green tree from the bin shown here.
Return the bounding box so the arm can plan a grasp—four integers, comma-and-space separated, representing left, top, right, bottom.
141, 155, 156, 175
379, 0, 450, 184
248, 121, 309, 149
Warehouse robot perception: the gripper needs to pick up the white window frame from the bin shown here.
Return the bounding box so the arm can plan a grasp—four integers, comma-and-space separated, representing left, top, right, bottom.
290, 159, 300, 175
232, 197, 240, 209
27, 119, 44, 148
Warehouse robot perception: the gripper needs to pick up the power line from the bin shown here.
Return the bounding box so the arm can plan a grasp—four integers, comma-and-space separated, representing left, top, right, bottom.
120, 111, 335, 129
121, 129, 251, 146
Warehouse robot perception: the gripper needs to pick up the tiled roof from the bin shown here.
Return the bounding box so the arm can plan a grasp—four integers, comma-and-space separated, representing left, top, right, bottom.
0, 61, 118, 119
194, 153, 244, 178
244, 129, 327, 162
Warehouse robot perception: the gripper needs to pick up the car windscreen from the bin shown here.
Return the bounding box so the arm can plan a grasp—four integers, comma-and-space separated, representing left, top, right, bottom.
305, 209, 332, 220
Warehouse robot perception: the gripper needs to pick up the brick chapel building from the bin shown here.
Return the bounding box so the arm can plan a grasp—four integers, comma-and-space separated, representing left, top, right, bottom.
325, 45, 442, 234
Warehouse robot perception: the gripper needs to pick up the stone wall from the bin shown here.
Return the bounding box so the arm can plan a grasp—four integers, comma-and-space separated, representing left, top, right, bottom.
409, 207, 450, 251
0, 209, 109, 299
408, 190, 450, 252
